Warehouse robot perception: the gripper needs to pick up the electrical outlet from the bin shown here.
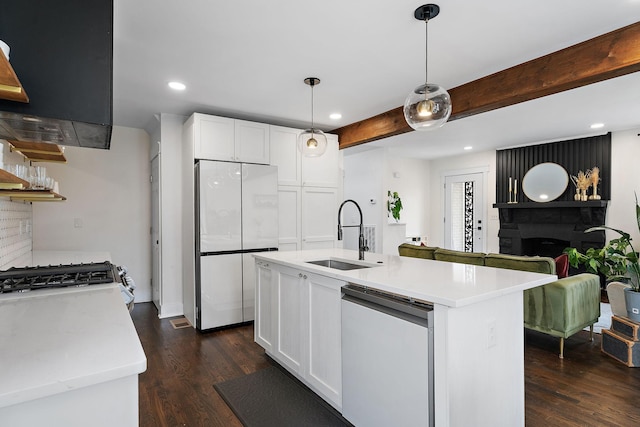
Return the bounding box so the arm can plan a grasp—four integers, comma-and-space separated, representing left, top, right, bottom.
486, 319, 497, 348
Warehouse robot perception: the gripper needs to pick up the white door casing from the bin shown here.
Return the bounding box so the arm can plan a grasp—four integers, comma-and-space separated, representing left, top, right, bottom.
444, 170, 487, 252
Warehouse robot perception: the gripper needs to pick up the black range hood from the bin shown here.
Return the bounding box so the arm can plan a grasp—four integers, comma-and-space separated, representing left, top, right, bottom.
0, 0, 113, 149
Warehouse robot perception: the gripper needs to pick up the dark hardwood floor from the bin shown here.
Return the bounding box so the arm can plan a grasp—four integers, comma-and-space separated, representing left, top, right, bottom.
132, 302, 640, 426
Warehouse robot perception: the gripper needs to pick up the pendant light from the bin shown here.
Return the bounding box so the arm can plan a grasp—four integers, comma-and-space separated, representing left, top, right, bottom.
403, 4, 452, 131
298, 77, 327, 157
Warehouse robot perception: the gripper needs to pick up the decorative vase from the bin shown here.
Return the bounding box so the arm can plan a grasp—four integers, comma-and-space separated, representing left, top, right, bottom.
589, 183, 601, 200
624, 288, 640, 322
580, 188, 588, 201
574, 188, 581, 201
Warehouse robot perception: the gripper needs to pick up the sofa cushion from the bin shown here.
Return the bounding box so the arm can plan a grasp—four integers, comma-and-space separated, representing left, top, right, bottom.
398, 243, 437, 260
484, 253, 556, 275
554, 253, 569, 279
434, 248, 485, 266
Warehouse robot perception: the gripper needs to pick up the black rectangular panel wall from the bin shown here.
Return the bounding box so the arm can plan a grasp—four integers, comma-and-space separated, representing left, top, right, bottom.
495, 133, 611, 203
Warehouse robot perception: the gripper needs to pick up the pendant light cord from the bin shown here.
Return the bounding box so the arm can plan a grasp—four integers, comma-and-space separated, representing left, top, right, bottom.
424, 17, 429, 86
311, 82, 315, 134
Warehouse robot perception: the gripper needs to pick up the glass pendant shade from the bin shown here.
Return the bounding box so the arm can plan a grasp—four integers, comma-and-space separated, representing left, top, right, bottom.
403, 83, 452, 130
298, 128, 327, 157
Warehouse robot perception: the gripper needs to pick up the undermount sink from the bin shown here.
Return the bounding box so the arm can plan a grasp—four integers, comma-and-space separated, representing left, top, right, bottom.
306, 259, 375, 271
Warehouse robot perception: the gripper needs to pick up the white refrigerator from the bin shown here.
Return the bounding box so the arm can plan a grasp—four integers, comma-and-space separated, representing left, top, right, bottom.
195, 160, 278, 330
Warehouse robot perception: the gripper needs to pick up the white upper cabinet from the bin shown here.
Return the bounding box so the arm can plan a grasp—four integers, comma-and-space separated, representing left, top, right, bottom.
187, 113, 270, 164
270, 125, 302, 186
235, 119, 270, 164
271, 128, 339, 188
302, 133, 339, 188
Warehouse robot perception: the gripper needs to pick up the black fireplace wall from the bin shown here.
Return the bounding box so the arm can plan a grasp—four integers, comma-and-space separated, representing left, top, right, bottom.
496, 133, 611, 203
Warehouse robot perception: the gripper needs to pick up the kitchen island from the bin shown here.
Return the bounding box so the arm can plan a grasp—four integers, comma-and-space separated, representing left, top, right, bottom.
253, 248, 556, 427
0, 251, 146, 427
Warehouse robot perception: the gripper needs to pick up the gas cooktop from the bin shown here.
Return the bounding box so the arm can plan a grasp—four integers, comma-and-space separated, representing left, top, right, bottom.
0, 261, 117, 293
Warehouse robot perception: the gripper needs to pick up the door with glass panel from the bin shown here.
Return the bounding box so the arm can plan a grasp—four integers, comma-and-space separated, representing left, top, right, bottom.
444, 172, 485, 252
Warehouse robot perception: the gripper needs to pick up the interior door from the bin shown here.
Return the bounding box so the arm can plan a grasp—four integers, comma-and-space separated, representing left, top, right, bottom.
151, 154, 161, 310
444, 172, 485, 252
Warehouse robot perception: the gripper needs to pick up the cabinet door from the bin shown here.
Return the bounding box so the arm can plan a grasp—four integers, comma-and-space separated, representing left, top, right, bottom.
304, 273, 344, 409
302, 133, 339, 187
235, 119, 270, 164
270, 125, 301, 186
199, 253, 243, 329
278, 186, 301, 251
195, 114, 235, 161
254, 259, 274, 350
273, 265, 304, 374
302, 187, 337, 250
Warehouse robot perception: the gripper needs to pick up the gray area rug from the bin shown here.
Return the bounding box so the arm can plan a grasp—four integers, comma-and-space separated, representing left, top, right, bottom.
584, 303, 612, 333
214, 366, 351, 427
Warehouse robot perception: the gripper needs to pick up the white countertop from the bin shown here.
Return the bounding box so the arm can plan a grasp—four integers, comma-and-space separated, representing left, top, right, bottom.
253, 248, 557, 307
0, 283, 147, 408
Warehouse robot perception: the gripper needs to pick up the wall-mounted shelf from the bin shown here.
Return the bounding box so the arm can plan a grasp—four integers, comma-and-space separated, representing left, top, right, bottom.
0, 170, 65, 201
0, 189, 66, 202
0, 168, 29, 189
0, 51, 29, 103
8, 140, 67, 163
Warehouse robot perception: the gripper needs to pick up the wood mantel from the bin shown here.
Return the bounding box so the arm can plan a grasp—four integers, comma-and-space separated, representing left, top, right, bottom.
334, 21, 640, 149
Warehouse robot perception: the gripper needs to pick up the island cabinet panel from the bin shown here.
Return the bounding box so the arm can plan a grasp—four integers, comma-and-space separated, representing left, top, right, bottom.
254, 260, 274, 351
274, 265, 304, 374
254, 261, 345, 411
304, 272, 343, 408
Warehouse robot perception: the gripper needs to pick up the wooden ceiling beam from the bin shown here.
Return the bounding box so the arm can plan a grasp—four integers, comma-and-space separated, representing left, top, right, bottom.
334, 21, 640, 150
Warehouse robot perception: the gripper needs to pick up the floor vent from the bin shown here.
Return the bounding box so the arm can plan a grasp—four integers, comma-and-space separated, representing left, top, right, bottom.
170, 317, 192, 329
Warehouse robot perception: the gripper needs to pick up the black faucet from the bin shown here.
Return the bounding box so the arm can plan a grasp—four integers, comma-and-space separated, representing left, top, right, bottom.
337, 199, 368, 260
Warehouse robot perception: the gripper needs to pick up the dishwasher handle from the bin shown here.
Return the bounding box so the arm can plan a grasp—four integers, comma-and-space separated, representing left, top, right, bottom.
342, 284, 433, 328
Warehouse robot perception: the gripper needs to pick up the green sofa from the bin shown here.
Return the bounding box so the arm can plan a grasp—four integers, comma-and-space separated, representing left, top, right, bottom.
398, 243, 601, 358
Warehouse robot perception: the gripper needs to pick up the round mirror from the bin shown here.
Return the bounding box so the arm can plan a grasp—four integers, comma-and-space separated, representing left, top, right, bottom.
522, 162, 569, 202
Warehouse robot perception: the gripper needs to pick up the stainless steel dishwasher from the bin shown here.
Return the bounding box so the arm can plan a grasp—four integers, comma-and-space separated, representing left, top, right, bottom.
341, 283, 434, 427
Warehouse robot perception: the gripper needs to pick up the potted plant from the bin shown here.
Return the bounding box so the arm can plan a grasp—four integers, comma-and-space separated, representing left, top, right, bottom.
387, 191, 403, 222
565, 194, 640, 321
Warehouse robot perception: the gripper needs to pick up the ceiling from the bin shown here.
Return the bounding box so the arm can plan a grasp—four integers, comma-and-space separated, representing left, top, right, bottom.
113, 0, 640, 159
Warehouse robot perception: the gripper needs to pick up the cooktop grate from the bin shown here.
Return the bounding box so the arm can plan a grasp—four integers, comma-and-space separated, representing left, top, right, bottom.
0, 261, 117, 293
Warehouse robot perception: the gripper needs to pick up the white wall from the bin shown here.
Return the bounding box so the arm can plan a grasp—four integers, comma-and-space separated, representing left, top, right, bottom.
343, 148, 384, 252
385, 153, 430, 239
156, 113, 187, 318
344, 148, 431, 255
32, 126, 152, 301
608, 128, 640, 245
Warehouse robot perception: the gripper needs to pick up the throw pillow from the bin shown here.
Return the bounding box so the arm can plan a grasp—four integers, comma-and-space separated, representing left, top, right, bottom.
555, 253, 569, 278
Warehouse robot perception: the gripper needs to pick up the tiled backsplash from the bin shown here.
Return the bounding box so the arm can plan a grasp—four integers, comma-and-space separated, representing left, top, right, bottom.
0, 141, 33, 269
0, 199, 33, 269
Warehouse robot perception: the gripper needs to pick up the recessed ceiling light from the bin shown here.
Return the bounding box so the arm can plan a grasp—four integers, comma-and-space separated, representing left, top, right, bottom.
329, 113, 342, 120
463, 146, 473, 150
168, 81, 186, 91
590, 123, 604, 129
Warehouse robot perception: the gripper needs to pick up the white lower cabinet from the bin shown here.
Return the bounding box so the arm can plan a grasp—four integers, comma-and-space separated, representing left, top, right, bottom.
304, 272, 343, 408
254, 259, 274, 351
254, 261, 344, 410
274, 265, 304, 374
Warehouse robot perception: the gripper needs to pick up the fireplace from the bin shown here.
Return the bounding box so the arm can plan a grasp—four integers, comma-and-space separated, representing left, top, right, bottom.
493, 201, 608, 257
